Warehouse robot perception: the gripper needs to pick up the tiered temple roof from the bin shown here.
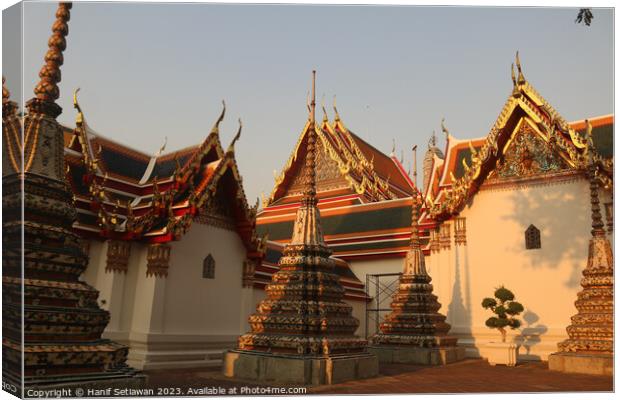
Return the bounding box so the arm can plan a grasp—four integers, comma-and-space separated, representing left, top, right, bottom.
268, 105, 414, 206
419, 54, 614, 248
63, 97, 264, 261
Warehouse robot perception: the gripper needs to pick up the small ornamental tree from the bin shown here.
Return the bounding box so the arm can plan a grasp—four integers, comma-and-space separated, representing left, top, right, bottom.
481, 286, 524, 343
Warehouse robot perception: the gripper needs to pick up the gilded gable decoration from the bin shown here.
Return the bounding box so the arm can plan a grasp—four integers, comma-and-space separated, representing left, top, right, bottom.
424, 52, 613, 223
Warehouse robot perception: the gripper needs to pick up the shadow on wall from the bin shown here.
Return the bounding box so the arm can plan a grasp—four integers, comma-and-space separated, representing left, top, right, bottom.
501, 182, 589, 289
514, 310, 548, 361
446, 246, 474, 354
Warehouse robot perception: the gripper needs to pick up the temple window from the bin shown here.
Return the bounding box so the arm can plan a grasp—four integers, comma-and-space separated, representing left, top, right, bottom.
203, 254, 216, 279
525, 225, 541, 250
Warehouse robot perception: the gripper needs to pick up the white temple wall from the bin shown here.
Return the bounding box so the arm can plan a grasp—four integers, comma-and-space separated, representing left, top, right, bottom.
429, 176, 597, 361
81, 223, 251, 370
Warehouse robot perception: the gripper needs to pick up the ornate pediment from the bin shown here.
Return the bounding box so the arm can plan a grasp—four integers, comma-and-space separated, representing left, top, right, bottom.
281, 138, 348, 198
488, 121, 570, 181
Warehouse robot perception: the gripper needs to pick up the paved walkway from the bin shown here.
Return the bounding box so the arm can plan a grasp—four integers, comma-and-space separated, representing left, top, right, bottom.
143, 359, 612, 395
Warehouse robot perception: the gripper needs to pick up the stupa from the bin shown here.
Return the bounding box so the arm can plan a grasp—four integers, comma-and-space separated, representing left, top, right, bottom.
2, 2, 140, 391
548, 124, 614, 375
369, 191, 465, 364
223, 71, 378, 385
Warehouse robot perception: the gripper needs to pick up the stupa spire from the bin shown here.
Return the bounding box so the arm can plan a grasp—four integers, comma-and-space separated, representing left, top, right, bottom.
369, 191, 463, 363
34, 2, 71, 101
27, 2, 72, 117
290, 71, 325, 246
226, 71, 375, 385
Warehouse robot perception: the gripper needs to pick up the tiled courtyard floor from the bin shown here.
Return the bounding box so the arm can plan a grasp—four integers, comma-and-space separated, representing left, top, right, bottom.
143, 358, 613, 395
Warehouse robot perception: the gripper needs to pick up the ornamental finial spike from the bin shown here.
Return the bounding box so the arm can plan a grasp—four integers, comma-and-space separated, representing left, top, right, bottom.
227, 118, 242, 153
33, 2, 72, 102
73, 87, 84, 125
333, 95, 341, 121
302, 70, 318, 201
516, 51, 525, 85
429, 130, 437, 148
310, 70, 316, 124
210, 100, 226, 135
321, 94, 328, 123
441, 117, 450, 140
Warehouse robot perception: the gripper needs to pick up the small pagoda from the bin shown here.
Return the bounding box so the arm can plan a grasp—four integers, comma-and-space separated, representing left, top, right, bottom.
369, 191, 464, 364
548, 125, 614, 375
223, 71, 378, 385
2, 2, 140, 390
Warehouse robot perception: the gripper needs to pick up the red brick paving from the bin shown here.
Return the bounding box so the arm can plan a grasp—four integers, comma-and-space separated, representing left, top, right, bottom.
143, 359, 612, 395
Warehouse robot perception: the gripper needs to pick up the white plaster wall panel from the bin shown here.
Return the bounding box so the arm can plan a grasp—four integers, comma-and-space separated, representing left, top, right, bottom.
164, 223, 247, 335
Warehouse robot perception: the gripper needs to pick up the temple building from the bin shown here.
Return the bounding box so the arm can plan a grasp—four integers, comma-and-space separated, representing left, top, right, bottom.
61, 98, 266, 370
256, 55, 613, 363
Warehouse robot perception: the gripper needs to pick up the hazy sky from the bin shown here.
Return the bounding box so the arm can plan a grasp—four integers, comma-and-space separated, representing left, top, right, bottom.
3, 2, 614, 202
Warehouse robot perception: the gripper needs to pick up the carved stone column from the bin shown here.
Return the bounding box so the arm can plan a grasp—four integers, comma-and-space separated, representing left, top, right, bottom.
146, 243, 171, 278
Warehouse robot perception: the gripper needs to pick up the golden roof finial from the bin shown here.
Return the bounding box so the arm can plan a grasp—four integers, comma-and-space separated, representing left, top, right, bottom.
227, 118, 242, 153
33, 2, 72, 103
516, 51, 525, 85
210, 100, 226, 135
333, 95, 341, 122
441, 117, 450, 140
73, 87, 84, 125
321, 94, 328, 123
310, 71, 316, 124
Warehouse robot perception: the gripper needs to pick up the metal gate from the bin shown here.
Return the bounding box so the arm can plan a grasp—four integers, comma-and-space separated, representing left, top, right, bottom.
365, 272, 402, 338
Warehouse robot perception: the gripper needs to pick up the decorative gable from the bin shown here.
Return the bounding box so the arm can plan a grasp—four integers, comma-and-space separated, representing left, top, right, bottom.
488, 120, 570, 181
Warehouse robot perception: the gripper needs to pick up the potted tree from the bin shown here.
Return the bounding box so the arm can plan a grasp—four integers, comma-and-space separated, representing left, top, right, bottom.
481, 286, 524, 366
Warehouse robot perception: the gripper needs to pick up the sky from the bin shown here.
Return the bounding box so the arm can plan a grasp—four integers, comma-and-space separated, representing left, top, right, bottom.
2, 2, 614, 203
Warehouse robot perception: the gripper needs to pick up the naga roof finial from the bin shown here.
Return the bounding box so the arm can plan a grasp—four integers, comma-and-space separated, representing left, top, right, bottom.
441, 117, 450, 140
333, 95, 341, 122
515, 51, 525, 85
33, 2, 72, 103
210, 100, 226, 135
227, 118, 242, 153
321, 94, 328, 123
